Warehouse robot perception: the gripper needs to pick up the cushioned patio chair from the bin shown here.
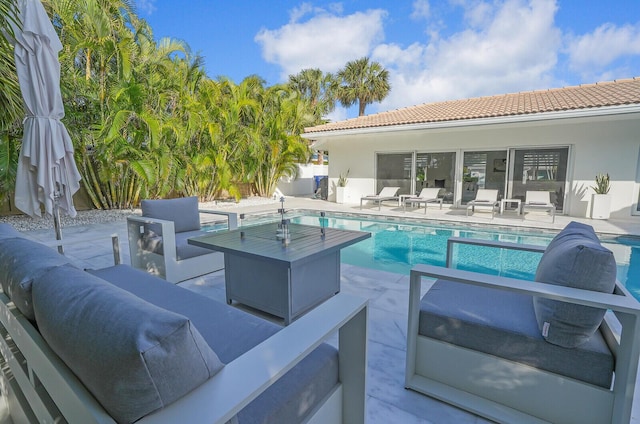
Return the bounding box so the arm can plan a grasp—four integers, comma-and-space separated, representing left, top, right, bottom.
127, 196, 238, 283
522, 190, 555, 222
403, 188, 443, 213
405, 222, 640, 424
360, 186, 400, 210
465, 189, 499, 218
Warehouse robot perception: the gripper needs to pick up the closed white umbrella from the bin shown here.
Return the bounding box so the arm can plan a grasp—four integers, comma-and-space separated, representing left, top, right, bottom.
9, 0, 81, 248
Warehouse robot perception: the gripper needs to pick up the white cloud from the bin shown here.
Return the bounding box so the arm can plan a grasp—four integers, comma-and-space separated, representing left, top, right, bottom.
255, 9, 387, 79
411, 0, 431, 21
325, 107, 348, 123
136, 0, 156, 15
566, 22, 640, 80
289, 3, 317, 23
375, 0, 562, 111
257, 0, 640, 120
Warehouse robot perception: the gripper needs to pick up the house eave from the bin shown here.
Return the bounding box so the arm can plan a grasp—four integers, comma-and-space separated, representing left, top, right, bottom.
303, 104, 640, 146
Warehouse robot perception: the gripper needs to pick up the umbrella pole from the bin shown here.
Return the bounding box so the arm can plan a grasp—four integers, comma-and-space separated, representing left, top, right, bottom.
53, 200, 64, 254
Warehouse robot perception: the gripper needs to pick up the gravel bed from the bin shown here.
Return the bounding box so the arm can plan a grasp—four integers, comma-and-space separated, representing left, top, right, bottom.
1, 197, 280, 232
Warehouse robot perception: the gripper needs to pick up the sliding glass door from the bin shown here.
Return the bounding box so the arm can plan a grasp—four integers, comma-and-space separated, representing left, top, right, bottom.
376, 153, 412, 195
461, 151, 507, 204
635, 149, 640, 215
373, 147, 569, 210
416, 152, 456, 203
509, 147, 568, 211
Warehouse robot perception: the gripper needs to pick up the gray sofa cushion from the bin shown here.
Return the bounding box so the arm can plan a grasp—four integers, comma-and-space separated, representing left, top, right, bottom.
143, 229, 214, 260
142, 196, 201, 234
533, 221, 617, 348
0, 223, 24, 240
419, 279, 614, 388
0, 236, 72, 320
33, 265, 223, 424
175, 230, 216, 260
90, 265, 339, 424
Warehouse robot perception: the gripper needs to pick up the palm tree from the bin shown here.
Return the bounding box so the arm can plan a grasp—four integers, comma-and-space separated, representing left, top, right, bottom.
246, 84, 312, 197
288, 68, 338, 123
0, 0, 21, 130
337, 57, 390, 116
12, 0, 323, 207
0, 0, 22, 210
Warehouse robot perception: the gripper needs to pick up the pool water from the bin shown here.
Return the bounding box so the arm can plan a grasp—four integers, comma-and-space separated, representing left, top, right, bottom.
286, 214, 640, 301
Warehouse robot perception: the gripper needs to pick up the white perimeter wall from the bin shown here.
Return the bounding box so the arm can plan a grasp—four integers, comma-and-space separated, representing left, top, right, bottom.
277, 164, 328, 196
314, 112, 640, 219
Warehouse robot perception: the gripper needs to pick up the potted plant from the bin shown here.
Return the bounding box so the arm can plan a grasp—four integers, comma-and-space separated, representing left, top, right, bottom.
590, 173, 611, 219
336, 169, 349, 204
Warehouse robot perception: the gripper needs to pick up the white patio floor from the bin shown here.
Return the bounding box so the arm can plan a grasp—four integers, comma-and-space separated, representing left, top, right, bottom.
15, 197, 640, 423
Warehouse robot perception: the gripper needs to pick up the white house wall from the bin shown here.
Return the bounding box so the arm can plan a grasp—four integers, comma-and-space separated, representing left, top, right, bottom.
315, 112, 640, 219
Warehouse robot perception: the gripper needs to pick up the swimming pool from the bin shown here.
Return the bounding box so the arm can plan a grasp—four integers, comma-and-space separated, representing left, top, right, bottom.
211, 211, 640, 299
278, 214, 640, 300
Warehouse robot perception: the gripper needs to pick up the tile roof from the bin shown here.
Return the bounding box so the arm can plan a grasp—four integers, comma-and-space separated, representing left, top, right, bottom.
304, 77, 640, 134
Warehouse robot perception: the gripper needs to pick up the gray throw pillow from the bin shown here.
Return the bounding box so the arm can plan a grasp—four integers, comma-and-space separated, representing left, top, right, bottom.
0, 237, 72, 320
32, 265, 224, 424
533, 222, 617, 348
141, 196, 201, 234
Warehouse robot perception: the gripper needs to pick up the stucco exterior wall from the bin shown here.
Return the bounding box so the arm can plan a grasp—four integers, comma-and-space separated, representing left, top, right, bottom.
311, 112, 640, 219
277, 164, 327, 197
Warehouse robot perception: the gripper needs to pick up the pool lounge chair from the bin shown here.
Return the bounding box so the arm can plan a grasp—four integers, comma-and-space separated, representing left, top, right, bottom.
403, 188, 443, 213
360, 186, 400, 210
465, 189, 499, 218
522, 190, 555, 222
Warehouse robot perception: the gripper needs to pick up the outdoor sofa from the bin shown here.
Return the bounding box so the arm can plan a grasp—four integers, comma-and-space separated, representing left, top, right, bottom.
0, 223, 367, 424
405, 221, 640, 423
127, 196, 239, 283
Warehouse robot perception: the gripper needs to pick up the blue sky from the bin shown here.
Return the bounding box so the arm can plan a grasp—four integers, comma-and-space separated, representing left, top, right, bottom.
135, 0, 640, 120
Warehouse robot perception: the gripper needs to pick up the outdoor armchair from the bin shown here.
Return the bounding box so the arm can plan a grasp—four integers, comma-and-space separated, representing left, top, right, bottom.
360, 186, 400, 210
127, 196, 238, 283
465, 189, 499, 218
405, 222, 640, 424
403, 188, 443, 213
522, 190, 555, 222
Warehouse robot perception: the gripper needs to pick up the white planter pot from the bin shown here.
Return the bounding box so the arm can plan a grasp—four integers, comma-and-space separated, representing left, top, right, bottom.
591, 194, 611, 219
336, 187, 348, 204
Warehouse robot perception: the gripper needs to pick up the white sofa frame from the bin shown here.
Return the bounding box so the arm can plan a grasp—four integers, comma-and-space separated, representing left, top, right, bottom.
127, 210, 238, 283
0, 287, 368, 424
406, 237, 640, 424
42, 234, 122, 266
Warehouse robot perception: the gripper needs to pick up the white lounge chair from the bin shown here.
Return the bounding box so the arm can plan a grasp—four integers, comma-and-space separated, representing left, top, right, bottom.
522, 190, 555, 222
465, 189, 499, 218
360, 186, 400, 210
403, 188, 443, 213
